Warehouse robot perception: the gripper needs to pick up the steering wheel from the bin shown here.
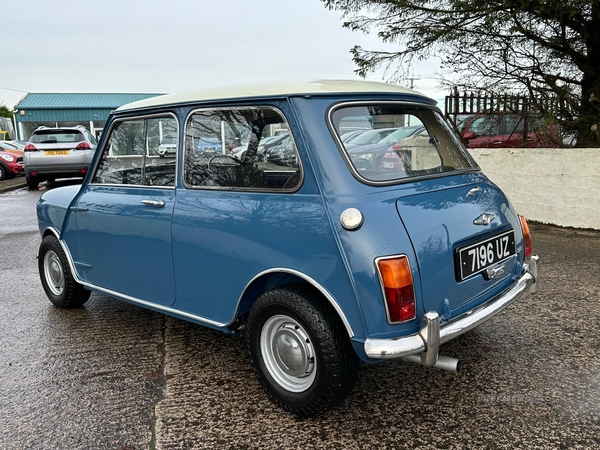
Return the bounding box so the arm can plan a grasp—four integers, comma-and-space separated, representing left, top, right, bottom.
207, 154, 241, 171
282, 170, 301, 189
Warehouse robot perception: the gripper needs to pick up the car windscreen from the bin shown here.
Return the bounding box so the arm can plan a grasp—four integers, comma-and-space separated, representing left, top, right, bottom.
331, 104, 478, 183
30, 130, 85, 144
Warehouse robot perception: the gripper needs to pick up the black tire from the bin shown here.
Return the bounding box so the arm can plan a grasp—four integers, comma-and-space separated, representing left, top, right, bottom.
38, 235, 91, 308
246, 284, 359, 416
0, 163, 7, 181
26, 175, 39, 190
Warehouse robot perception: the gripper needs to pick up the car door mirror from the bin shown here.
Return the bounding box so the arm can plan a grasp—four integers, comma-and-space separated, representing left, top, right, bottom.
463, 131, 477, 140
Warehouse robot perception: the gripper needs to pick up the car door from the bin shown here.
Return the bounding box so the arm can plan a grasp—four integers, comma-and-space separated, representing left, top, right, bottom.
68, 115, 179, 306
171, 105, 319, 325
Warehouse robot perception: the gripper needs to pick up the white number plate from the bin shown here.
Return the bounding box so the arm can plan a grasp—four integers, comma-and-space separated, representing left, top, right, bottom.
457, 230, 515, 280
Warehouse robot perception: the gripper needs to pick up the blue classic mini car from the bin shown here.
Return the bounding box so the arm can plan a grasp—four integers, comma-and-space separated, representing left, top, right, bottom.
36, 80, 539, 416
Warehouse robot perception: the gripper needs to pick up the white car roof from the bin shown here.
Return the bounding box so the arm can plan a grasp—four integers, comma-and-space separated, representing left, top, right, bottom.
117, 79, 428, 111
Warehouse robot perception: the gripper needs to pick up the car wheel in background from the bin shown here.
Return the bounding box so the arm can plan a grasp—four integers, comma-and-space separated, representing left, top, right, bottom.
26, 176, 39, 189
38, 235, 91, 308
246, 284, 359, 417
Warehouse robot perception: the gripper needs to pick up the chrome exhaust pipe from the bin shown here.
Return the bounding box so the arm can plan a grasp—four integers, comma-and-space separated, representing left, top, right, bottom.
403, 354, 463, 373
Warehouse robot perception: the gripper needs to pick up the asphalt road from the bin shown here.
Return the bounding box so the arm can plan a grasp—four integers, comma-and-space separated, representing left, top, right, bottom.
0, 182, 598, 450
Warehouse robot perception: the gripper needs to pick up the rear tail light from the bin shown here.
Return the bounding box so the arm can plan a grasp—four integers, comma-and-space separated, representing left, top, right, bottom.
75, 142, 91, 150
24, 143, 37, 152
376, 256, 416, 323
520, 215, 532, 257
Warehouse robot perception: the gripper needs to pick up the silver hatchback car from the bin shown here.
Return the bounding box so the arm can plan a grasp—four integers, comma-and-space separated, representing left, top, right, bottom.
24, 125, 97, 189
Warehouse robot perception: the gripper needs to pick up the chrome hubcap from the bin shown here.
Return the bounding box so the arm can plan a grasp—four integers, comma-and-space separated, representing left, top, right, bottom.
44, 250, 64, 296
261, 315, 316, 392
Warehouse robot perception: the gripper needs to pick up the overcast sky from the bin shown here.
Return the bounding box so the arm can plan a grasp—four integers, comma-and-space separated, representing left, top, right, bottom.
2, 0, 445, 108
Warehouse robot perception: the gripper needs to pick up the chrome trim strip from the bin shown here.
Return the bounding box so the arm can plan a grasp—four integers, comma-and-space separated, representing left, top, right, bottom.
86, 183, 176, 190
364, 264, 537, 359
44, 228, 227, 328
234, 268, 355, 337
45, 230, 345, 331
81, 283, 227, 328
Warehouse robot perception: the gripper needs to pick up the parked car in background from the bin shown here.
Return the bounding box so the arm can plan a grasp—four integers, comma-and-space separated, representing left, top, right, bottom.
0, 148, 23, 180
265, 139, 298, 167
343, 127, 398, 150
35, 80, 539, 417
158, 136, 177, 157
348, 124, 427, 172
194, 136, 222, 153
233, 132, 290, 161
5, 140, 26, 150
0, 141, 24, 154
459, 112, 552, 148
339, 129, 366, 143
24, 125, 97, 189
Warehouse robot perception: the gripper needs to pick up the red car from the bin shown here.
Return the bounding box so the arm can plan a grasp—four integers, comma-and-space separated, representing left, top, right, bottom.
0, 149, 24, 180
460, 113, 554, 148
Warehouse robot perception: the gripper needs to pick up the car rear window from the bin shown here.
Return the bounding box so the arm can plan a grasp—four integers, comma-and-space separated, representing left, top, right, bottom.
330, 104, 478, 183
30, 130, 85, 144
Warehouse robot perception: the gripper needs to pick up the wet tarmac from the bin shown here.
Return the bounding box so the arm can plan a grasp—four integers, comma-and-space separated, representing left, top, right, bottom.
0, 183, 598, 449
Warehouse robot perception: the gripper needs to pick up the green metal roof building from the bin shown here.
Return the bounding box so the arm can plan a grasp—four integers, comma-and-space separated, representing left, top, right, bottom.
14, 93, 163, 140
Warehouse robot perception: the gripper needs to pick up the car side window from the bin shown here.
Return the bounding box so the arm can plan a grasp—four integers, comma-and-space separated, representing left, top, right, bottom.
184, 107, 301, 191
93, 116, 178, 187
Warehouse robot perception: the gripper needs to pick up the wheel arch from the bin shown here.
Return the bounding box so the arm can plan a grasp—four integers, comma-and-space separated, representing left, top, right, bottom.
233, 269, 355, 338
39, 227, 82, 283
42, 226, 60, 240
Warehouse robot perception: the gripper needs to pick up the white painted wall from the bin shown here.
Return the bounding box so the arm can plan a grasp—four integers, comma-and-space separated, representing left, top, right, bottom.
469, 148, 600, 230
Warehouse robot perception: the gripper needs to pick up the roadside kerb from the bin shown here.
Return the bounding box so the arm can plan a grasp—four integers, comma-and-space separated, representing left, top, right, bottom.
0, 178, 27, 193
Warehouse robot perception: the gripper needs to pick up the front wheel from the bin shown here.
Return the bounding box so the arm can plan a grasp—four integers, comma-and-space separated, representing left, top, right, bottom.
246, 284, 359, 416
0, 164, 7, 181
38, 235, 91, 308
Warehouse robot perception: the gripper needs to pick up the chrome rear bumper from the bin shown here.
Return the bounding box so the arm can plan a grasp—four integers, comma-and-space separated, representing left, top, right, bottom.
364, 255, 540, 363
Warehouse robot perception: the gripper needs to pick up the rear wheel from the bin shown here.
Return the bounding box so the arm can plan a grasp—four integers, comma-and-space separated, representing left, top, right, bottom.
26, 175, 39, 189
38, 235, 91, 308
246, 284, 359, 416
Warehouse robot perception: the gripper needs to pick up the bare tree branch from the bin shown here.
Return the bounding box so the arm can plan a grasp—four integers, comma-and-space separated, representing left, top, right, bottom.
323, 0, 600, 146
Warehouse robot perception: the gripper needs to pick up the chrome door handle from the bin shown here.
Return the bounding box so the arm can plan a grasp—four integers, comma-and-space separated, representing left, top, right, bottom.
141, 199, 165, 207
